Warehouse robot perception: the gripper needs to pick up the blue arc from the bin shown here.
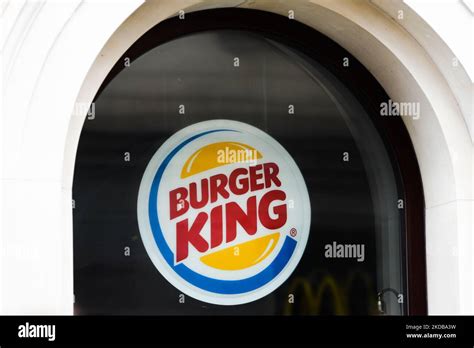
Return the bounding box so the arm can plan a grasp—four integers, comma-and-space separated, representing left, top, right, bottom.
148, 129, 297, 294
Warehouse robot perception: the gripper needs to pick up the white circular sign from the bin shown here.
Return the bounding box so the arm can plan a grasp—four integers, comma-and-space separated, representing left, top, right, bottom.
137, 120, 311, 305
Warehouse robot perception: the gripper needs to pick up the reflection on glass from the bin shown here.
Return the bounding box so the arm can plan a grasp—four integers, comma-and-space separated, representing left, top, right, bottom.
73, 30, 406, 315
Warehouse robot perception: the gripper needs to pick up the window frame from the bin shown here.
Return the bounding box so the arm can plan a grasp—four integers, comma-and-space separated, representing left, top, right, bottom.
92, 8, 427, 315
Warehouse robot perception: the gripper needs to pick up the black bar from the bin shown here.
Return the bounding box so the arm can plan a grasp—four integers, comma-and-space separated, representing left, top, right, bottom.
0, 316, 473, 345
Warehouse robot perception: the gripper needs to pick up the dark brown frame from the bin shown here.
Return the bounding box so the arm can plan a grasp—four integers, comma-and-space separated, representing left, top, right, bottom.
95, 8, 427, 315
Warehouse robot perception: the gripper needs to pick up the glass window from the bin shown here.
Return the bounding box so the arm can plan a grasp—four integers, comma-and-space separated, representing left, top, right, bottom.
73, 29, 408, 315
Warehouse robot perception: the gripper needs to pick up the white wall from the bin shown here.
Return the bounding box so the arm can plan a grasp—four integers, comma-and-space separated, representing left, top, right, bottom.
1, 0, 472, 315
1, 0, 144, 314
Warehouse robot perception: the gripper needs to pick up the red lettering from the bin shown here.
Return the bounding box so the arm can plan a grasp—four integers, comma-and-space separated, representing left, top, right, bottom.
263, 162, 281, 188
171, 162, 287, 260
176, 212, 209, 262
169, 187, 189, 220
189, 179, 209, 209
259, 190, 287, 229
209, 174, 229, 203
210, 205, 223, 248
225, 196, 257, 243
249, 164, 264, 192
229, 168, 249, 195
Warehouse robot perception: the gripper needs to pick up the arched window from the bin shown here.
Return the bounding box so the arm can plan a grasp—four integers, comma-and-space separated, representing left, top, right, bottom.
73, 9, 426, 315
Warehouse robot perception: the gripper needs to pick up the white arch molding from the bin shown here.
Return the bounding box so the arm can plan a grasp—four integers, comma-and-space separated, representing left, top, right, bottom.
1, 0, 472, 315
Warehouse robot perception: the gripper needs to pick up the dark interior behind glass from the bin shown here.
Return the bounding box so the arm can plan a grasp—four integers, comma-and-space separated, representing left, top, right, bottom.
73, 29, 406, 315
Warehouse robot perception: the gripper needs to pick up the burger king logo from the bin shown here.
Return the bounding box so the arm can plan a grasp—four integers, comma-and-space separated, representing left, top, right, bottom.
137, 120, 311, 305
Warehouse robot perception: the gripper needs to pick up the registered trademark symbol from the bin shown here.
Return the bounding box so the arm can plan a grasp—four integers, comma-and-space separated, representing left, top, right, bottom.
290, 228, 297, 237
